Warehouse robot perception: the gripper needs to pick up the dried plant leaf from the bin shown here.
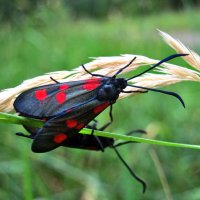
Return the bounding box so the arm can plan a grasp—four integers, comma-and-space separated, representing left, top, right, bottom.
158, 30, 200, 71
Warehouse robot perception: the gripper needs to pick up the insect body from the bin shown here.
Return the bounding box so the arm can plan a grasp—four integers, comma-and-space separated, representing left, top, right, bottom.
14, 54, 186, 152
14, 76, 122, 151
14, 54, 187, 192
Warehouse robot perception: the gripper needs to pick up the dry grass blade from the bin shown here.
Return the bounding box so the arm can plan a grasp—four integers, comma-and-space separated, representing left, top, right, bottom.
159, 30, 200, 71
0, 71, 71, 112
0, 30, 199, 112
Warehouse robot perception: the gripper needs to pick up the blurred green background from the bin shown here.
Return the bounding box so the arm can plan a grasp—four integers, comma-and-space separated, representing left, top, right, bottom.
0, 1, 200, 200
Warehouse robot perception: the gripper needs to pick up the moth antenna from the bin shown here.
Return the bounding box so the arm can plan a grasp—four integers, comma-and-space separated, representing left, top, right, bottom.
127, 84, 185, 108
112, 145, 147, 193
112, 57, 137, 78
50, 77, 60, 84
126, 53, 188, 81
82, 64, 105, 78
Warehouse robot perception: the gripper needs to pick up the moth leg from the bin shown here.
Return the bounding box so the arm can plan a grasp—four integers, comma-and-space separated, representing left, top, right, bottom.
89, 122, 105, 152
113, 129, 147, 148
90, 113, 146, 192
126, 129, 147, 136
87, 105, 113, 131
89, 115, 147, 191
86, 119, 98, 129
86, 118, 113, 152
85, 105, 114, 151
16, 132, 35, 139
110, 129, 147, 193
99, 104, 113, 131
112, 145, 146, 193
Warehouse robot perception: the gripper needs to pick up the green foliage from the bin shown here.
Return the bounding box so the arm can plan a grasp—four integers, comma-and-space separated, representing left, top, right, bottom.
0, 0, 200, 22
0, 5, 200, 200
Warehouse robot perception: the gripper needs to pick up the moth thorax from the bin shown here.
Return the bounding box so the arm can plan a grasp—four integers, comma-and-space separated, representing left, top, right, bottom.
97, 83, 120, 102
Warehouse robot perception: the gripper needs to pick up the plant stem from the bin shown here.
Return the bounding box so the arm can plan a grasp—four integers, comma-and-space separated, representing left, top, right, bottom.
80, 128, 200, 150
0, 112, 43, 127
1, 112, 200, 150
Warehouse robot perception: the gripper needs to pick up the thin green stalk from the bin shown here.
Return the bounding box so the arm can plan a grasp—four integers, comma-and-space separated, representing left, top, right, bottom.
0, 112, 43, 127
80, 128, 200, 150
1, 112, 200, 150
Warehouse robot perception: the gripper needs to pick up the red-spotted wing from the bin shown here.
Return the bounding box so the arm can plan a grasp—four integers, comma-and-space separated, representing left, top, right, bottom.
31, 99, 110, 152
14, 78, 105, 118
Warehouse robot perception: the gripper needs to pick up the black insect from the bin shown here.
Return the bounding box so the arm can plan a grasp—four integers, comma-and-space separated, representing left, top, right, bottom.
14, 53, 187, 193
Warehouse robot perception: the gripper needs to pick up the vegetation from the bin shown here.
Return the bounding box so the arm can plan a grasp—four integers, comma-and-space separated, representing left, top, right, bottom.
0, 3, 200, 200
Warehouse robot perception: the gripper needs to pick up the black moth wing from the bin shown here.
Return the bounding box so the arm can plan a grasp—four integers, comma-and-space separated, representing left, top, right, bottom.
22, 118, 114, 152
14, 78, 106, 119
31, 98, 111, 153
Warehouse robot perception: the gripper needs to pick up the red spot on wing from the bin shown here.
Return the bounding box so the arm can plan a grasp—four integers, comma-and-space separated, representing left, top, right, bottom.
66, 119, 78, 128
93, 102, 109, 114
60, 84, 69, 90
35, 89, 47, 101
53, 133, 68, 144
56, 92, 66, 104
76, 123, 85, 130
82, 78, 101, 90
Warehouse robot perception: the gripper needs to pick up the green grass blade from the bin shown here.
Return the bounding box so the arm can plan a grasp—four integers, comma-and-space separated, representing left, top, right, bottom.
0, 112, 43, 127
1, 112, 200, 150
80, 128, 200, 150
